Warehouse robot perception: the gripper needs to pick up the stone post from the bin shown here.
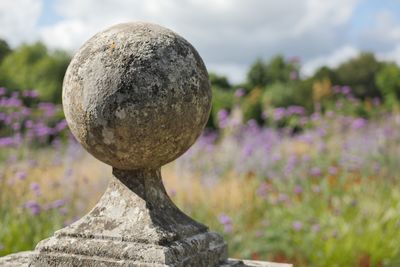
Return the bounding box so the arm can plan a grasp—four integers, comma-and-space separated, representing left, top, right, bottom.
0, 22, 292, 267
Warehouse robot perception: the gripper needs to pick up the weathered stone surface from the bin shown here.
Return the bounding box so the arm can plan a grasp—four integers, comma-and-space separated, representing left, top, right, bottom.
31, 169, 227, 266
0, 251, 36, 266
0, 252, 291, 267
31, 22, 227, 267
63, 22, 211, 170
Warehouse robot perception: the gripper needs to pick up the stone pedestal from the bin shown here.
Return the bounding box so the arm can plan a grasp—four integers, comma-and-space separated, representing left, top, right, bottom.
0, 252, 292, 267
31, 169, 227, 266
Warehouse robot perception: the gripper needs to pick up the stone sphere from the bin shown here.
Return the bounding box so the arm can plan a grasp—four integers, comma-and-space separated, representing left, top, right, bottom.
63, 22, 211, 170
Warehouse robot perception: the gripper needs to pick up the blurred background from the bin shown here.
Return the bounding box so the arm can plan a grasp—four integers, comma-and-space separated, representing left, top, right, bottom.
1, 0, 400, 266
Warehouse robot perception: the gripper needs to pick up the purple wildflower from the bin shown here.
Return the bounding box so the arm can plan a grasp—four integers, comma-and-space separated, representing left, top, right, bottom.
257, 182, 271, 198
217, 109, 229, 128
341, 86, 351, 95
23, 90, 39, 98
242, 144, 253, 157
351, 118, 367, 129
292, 221, 303, 231
38, 102, 57, 117
218, 213, 233, 233
52, 199, 66, 209
0, 137, 16, 147
311, 112, 321, 122
25, 120, 34, 128
278, 193, 289, 203
234, 88, 245, 98
273, 108, 286, 121
328, 166, 338, 175
24, 200, 41, 215
294, 185, 303, 194
12, 122, 21, 131
30, 182, 41, 196
287, 106, 305, 116
310, 167, 322, 177
21, 107, 31, 116
15, 171, 27, 181
54, 119, 68, 132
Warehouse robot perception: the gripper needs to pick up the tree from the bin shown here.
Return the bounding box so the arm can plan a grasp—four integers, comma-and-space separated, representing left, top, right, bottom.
312, 66, 338, 85
0, 42, 70, 103
247, 58, 268, 88
335, 52, 383, 99
0, 39, 11, 63
262, 80, 313, 111
267, 55, 292, 83
376, 63, 400, 107
209, 72, 231, 90
246, 55, 294, 89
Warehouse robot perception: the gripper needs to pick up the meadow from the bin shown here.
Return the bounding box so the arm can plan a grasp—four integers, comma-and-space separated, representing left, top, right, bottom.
1, 86, 400, 267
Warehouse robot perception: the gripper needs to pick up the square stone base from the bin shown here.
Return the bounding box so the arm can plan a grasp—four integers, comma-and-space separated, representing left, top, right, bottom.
0, 252, 292, 267
30, 231, 227, 266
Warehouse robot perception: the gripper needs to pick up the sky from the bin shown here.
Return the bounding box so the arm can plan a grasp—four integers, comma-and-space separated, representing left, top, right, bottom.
1, 0, 400, 83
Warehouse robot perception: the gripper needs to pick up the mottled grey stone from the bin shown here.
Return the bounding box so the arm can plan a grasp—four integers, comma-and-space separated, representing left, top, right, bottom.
33, 22, 225, 267
31, 169, 227, 266
63, 22, 211, 170
0, 251, 36, 266
0, 22, 292, 266
0, 252, 291, 267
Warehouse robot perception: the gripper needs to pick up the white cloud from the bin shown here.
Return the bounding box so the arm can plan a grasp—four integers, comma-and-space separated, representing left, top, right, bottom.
34, 0, 360, 82
293, 0, 357, 37
302, 46, 360, 76
8, 0, 400, 83
0, 0, 42, 46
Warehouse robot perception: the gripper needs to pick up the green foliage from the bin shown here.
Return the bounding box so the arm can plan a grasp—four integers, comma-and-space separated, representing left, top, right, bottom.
0, 39, 11, 63
208, 87, 234, 128
267, 55, 292, 83
376, 63, 400, 108
247, 58, 268, 88
209, 72, 231, 90
335, 52, 383, 99
0, 206, 65, 256
0, 43, 70, 103
313, 66, 338, 85
246, 55, 294, 89
242, 88, 263, 123
262, 81, 313, 111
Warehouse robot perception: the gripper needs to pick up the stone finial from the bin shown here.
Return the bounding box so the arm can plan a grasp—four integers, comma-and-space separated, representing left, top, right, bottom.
30, 22, 228, 267
63, 22, 211, 170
